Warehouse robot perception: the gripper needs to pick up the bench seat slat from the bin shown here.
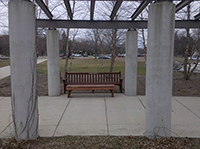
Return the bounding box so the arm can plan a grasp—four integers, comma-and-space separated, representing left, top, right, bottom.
66, 84, 115, 97
67, 84, 115, 88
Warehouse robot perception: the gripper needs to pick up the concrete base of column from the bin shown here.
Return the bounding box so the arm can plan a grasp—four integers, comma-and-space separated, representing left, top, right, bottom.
9, 0, 38, 140
145, 2, 175, 138
47, 29, 60, 96
125, 30, 138, 96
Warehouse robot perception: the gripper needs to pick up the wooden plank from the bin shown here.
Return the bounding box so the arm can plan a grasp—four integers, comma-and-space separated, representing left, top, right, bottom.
67, 84, 115, 88
66, 84, 115, 98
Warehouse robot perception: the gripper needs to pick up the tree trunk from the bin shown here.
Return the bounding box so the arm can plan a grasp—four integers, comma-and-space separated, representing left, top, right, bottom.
142, 29, 147, 64
110, 29, 117, 72
95, 39, 98, 59
183, 4, 190, 80
65, 28, 70, 73
97, 30, 105, 72
69, 31, 78, 72
183, 35, 189, 80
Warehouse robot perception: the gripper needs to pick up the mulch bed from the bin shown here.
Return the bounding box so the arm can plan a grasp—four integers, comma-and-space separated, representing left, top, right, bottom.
0, 136, 200, 149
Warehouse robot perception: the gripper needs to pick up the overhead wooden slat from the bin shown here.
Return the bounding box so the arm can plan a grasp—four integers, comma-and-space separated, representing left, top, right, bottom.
110, 0, 123, 21
90, 0, 95, 20
131, 1, 150, 20
175, 0, 193, 13
64, 0, 73, 20
35, 0, 53, 19
194, 13, 200, 20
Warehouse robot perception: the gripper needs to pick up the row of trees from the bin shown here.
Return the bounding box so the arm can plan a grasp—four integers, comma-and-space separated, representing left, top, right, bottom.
0, 29, 126, 57
174, 29, 200, 57
1, 28, 199, 57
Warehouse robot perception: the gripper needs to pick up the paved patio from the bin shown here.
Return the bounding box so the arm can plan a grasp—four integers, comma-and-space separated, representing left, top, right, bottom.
0, 93, 199, 138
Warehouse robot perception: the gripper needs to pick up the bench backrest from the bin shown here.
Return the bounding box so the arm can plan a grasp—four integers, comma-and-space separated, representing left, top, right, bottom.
65, 72, 121, 85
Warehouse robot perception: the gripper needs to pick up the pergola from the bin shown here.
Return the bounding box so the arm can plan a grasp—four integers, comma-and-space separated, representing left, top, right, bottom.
35, 0, 200, 28
8, 0, 200, 141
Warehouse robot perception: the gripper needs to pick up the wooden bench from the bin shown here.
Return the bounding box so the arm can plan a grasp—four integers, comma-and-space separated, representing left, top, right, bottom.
63, 72, 123, 97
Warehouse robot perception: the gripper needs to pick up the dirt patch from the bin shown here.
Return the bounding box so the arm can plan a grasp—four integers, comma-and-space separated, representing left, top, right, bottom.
135, 75, 200, 96
0, 72, 200, 97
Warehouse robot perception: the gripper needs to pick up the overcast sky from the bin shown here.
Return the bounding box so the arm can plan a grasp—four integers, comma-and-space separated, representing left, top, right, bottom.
0, 1, 199, 36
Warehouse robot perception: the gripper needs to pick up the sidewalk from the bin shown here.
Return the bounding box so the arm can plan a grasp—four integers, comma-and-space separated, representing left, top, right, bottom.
0, 58, 47, 80
0, 94, 200, 138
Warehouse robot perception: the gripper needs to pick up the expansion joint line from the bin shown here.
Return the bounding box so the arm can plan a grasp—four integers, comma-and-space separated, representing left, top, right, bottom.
52, 97, 72, 136
104, 97, 109, 136
0, 121, 13, 135
137, 96, 146, 109
173, 97, 200, 120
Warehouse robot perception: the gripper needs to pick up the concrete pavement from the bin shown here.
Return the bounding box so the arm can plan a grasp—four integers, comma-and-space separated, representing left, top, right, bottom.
0, 94, 199, 138
0, 58, 47, 80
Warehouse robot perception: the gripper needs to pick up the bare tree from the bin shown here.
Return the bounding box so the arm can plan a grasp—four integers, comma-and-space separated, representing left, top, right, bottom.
0, 35, 9, 55
96, 1, 128, 72
182, 4, 200, 80
64, 28, 70, 73
0, 0, 8, 34
97, 29, 105, 72
64, 0, 89, 73
139, 11, 148, 64
69, 29, 79, 72
109, 28, 117, 72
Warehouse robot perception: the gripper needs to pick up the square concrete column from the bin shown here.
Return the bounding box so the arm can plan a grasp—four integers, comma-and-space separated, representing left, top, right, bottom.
125, 30, 138, 96
47, 29, 60, 96
145, 2, 175, 138
9, 0, 38, 140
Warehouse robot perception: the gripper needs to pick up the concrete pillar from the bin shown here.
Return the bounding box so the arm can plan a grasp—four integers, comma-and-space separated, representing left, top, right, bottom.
125, 30, 138, 96
9, 0, 38, 140
47, 29, 60, 96
145, 2, 175, 138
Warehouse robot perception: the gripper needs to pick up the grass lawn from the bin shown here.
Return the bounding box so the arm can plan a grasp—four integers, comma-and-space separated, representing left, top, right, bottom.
37, 61, 48, 74
36, 57, 189, 77
174, 56, 184, 63
0, 57, 189, 77
0, 60, 10, 68
60, 58, 126, 75
37, 58, 146, 76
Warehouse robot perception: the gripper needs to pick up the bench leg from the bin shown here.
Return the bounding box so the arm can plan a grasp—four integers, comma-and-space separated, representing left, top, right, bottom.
92, 90, 94, 93
120, 85, 122, 93
64, 86, 66, 94
110, 90, 114, 97
63, 81, 66, 94
68, 90, 71, 98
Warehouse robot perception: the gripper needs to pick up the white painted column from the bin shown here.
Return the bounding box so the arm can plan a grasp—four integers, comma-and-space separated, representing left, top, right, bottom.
125, 30, 138, 96
9, 0, 38, 140
47, 29, 60, 96
145, 2, 175, 138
